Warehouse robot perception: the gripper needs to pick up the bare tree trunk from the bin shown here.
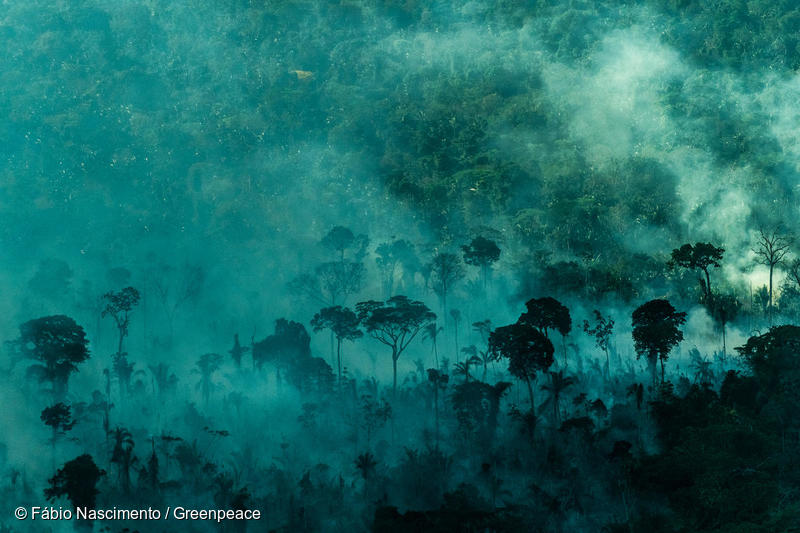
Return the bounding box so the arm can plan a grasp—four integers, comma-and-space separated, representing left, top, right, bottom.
525, 377, 535, 413
336, 337, 342, 381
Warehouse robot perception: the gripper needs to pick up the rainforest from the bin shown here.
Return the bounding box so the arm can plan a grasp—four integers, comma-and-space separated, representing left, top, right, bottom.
1, 1, 800, 532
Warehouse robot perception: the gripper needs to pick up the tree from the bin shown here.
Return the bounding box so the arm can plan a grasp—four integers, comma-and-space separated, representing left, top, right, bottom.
310, 306, 363, 380
669, 242, 725, 305
360, 394, 392, 448
252, 319, 312, 378
110, 427, 136, 494
520, 297, 571, 367
15, 315, 90, 398
631, 299, 687, 386
582, 310, 614, 375
426, 252, 465, 322
540, 370, 575, 424
290, 262, 366, 305
451, 381, 511, 447
148, 262, 205, 343
102, 286, 140, 357
375, 239, 419, 297
45, 454, 105, 511
489, 321, 554, 411
752, 228, 793, 311
454, 350, 482, 383
41, 403, 75, 466
195, 353, 223, 405
356, 296, 436, 395
321, 225, 368, 263
427, 369, 449, 449
229, 333, 249, 368
450, 309, 462, 360
422, 322, 444, 368
461, 236, 501, 289
712, 293, 740, 358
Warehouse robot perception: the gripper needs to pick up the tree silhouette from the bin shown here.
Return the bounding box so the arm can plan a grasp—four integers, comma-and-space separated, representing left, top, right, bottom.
712, 293, 739, 357
360, 394, 392, 448
15, 315, 90, 398
454, 350, 483, 383
582, 310, 614, 375
41, 403, 75, 466
149, 362, 178, 398
356, 296, 436, 395
520, 297, 571, 367
753, 228, 793, 313
426, 252, 465, 322
540, 370, 575, 424
669, 242, 724, 306
252, 319, 312, 376
375, 239, 419, 297
229, 333, 249, 368
148, 261, 205, 343
321, 225, 368, 263
427, 369, 449, 449
450, 309, 462, 360
290, 262, 366, 305
110, 427, 136, 494
489, 321, 554, 411
631, 299, 686, 386
422, 322, 444, 368
461, 236, 501, 289
289, 226, 369, 307
311, 306, 363, 380
195, 353, 223, 405
46, 454, 105, 511
451, 381, 511, 446
102, 286, 140, 357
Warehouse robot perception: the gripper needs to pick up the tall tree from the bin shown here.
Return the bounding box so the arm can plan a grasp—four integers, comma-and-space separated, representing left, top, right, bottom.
582, 310, 615, 375
229, 333, 249, 368
631, 299, 687, 386
450, 309, 462, 361
461, 236, 501, 289
489, 321, 554, 412
110, 427, 136, 494
321, 225, 368, 263
41, 403, 75, 467
426, 252, 465, 322
310, 306, 363, 380
669, 242, 725, 306
540, 370, 575, 424
427, 369, 449, 449
356, 296, 436, 395
422, 322, 444, 368
520, 297, 572, 367
375, 239, 419, 297
195, 353, 223, 406
15, 315, 90, 398
148, 262, 205, 343
45, 454, 105, 512
753, 228, 793, 311
102, 286, 140, 357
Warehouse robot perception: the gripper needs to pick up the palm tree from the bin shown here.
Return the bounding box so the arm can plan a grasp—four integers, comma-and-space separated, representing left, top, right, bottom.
454, 353, 482, 383
540, 370, 575, 424
422, 322, 444, 368
427, 369, 449, 449
450, 309, 461, 360
110, 427, 136, 493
